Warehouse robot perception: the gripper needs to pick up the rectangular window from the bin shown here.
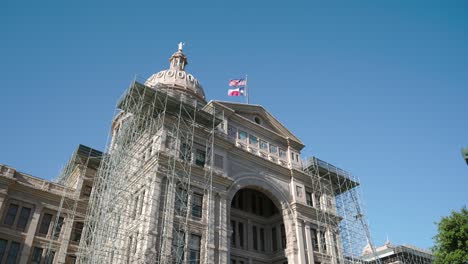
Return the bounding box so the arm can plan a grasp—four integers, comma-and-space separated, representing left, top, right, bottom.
6, 241, 20, 264
320, 231, 327, 253
16, 207, 32, 231
315, 193, 321, 209
31, 247, 43, 264
53, 217, 64, 239
189, 234, 201, 264
306, 192, 313, 206
259, 140, 268, 150
311, 228, 319, 251
45, 251, 55, 264
238, 222, 244, 248
269, 144, 278, 154
72, 222, 84, 242
272, 227, 278, 251
179, 142, 192, 161
165, 135, 174, 149
280, 224, 286, 249
39, 213, 53, 235
238, 130, 247, 140
214, 154, 223, 169
174, 187, 188, 217
228, 125, 237, 138
0, 239, 7, 262
83, 185, 92, 197
248, 135, 258, 146
195, 149, 206, 167
231, 221, 236, 247
279, 148, 286, 158
4, 204, 19, 226
260, 228, 265, 252
191, 193, 203, 219
252, 226, 258, 250
171, 229, 185, 264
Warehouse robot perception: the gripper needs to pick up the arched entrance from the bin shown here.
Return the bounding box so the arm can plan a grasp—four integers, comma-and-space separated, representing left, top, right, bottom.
229, 188, 288, 264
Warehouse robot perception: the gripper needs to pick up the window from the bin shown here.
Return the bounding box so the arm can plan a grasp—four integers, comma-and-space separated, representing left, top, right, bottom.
171, 229, 185, 264
53, 217, 64, 239
248, 135, 258, 146
254, 116, 262, 124
311, 228, 319, 251
83, 185, 92, 197
6, 241, 20, 264
280, 224, 286, 249
179, 142, 192, 161
320, 231, 327, 253
214, 154, 223, 169
269, 144, 278, 154
3, 203, 19, 226
315, 193, 321, 209
71, 222, 84, 242
0, 239, 7, 262
279, 148, 286, 158
259, 140, 268, 150
175, 187, 188, 217
272, 227, 278, 251
16, 207, 32, 231
31, 247, 43, 264
228, 125, 237, 138
238, 222, 244, 248
191, 193, 203, 219
45, 251, 55, 264
231, 221, 236, 246
165, 135, 174, 149
238, 130, 247, 140
252, 226, 258, 250
38, 213, 53, 235
195, 149, 206, 167
189, 234, 201, 264
260, 228, 265, 252
306, 192, 313, 206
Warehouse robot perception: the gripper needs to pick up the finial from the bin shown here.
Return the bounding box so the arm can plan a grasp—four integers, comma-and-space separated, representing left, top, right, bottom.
178, 42, 185, 51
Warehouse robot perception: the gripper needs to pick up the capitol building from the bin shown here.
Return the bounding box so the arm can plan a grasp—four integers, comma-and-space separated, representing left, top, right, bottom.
0, 45, 385, 264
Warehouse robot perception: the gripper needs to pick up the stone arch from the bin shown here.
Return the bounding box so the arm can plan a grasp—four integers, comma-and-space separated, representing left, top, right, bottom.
227, 174, 297, 263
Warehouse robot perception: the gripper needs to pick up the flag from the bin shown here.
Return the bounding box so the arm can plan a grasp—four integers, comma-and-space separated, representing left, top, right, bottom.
228, 87, 245, 96
229, 79, 246, 87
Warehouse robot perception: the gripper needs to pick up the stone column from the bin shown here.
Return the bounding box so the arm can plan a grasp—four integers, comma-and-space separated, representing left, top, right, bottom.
294, 220, 307, 264
203, 194, 215, 263
217, 194, 228, 264
304, 225, 316, 264
159, 180, 176, 264
144, 177, 162, 260
19, 203, 43, 264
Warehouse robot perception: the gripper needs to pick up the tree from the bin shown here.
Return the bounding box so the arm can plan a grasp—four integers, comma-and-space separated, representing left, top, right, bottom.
432, 206, 468, 264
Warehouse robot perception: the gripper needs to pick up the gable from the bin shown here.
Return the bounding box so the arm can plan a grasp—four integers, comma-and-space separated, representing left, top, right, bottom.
209, 101, 304, 148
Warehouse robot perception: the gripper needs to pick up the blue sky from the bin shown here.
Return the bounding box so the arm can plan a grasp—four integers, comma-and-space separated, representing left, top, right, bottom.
1, 0, 467, 250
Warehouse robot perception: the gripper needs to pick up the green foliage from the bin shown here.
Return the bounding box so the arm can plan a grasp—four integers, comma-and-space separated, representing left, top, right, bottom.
432, 206, 468, 264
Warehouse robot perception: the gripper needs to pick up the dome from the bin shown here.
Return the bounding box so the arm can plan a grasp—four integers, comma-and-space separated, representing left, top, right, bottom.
145, 43, 206, 103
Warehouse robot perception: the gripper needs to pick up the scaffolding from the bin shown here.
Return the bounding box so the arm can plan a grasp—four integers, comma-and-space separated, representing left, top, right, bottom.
68, 80, 222, 264
44, 76, 434, 264
303, 157, 379, 264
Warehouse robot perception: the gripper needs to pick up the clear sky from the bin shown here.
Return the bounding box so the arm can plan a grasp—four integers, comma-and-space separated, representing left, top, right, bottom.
1, 0, 467, 250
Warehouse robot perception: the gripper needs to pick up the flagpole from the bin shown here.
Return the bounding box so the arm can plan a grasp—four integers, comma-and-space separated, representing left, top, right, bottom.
245, 74, 249, 104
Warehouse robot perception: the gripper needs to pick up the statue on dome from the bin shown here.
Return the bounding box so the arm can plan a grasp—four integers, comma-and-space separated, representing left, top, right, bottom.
178, 42, 184, 51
